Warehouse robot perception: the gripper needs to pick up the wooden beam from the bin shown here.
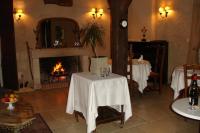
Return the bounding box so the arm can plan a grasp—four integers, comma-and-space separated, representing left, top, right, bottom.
43, 0, 73, 6
0, 0, 19, 90
108, 0, 132, 76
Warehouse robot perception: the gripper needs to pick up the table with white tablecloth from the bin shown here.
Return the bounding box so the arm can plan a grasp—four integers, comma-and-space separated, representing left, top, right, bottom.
66, 72, 132, 133
172, 97, 200, 120
109, 59, 151, 93
171, 66, 200, 99
171, 97, 200, 133
130, 59, 151, 93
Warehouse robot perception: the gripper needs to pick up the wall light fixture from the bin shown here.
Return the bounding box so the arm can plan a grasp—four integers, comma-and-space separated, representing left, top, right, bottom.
159, 6, 171, 18
91, 8, 103, 19
13, 9, 24, 21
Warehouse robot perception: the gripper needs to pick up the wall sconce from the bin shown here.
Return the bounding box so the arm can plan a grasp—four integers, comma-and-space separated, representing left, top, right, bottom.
90, 8, 103, 19
13, 9, 24, 21
159, 6, 170, 18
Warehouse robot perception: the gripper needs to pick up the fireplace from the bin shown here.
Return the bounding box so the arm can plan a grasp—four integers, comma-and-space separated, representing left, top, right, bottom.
39, 56, 80, 89
31, 48, 89, 89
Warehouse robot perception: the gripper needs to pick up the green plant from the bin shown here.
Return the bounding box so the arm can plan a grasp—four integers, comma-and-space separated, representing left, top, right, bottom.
81, 22, 104, 57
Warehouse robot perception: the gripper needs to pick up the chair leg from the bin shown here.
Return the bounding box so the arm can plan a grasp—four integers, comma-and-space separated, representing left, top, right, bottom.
129, 82, 134, 97
199, 121, 200, 133
153, 79, 157, 89
159, 84, 162, 94
159, 78, 162, 94
74, 111, 79, 122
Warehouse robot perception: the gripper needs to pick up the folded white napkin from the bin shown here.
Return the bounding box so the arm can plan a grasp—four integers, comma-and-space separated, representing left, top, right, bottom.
138, 55, 143, 62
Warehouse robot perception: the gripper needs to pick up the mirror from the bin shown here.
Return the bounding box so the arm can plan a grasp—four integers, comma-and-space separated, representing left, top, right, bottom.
35, 18, 81, 48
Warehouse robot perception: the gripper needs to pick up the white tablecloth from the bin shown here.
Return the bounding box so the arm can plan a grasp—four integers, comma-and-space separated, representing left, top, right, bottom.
109, 59, 151, 93
171, 66, 200, 99
172, 97, 200, 120
131, 59, 151, 93
66, 72, 132, 133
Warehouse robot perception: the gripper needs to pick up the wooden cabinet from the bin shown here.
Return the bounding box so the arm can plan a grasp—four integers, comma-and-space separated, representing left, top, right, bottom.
128, 40, 168, 83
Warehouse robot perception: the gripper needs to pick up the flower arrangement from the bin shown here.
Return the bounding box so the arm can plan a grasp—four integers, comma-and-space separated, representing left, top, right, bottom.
1, 93, 18, 103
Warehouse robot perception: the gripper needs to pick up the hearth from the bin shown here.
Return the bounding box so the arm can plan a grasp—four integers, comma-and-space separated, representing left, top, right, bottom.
39, 56, 80, 88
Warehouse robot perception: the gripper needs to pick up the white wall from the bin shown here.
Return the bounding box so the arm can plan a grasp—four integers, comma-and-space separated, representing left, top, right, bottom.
128, 0, 153, 41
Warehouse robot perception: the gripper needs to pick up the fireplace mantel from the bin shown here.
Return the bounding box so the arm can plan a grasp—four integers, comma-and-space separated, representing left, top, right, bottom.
31, 48, 90, 89
32, 47, 88, 59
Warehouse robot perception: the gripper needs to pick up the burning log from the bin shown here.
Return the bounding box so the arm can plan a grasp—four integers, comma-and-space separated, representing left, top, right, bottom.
51, 61, 66, 76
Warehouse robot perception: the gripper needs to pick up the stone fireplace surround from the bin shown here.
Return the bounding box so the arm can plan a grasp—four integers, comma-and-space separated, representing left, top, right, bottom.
31, 47, 89, 89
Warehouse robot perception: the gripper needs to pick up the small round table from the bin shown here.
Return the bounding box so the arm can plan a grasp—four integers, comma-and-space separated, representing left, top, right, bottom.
172, 98, 200, 132
172, 98, 200, 120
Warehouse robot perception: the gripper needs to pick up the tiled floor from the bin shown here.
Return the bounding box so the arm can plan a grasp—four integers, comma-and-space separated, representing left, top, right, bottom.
19, 86, 199, 133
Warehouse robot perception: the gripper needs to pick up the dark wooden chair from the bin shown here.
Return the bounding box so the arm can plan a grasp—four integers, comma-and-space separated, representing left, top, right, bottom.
183, 64, 200, 97
127, 57, 133, 95
147, 45, 166, 93
126, 52, 138, 96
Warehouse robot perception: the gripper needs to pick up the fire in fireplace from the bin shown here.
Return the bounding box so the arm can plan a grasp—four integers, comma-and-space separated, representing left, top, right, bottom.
51, 61, 65, 76
50, 60, 67, 83
39, 56, 80, 87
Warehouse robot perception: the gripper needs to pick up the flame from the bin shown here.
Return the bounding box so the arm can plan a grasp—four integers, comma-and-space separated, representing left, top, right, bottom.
51, 61, 65, 75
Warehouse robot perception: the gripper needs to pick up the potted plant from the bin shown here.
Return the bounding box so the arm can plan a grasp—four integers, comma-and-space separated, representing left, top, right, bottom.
81, 22, 104, 57
81, 22, 108, 75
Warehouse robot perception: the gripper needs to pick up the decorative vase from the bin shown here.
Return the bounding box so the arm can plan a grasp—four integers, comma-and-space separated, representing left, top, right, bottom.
90, 56, 108, 76
7, 102, 15, 110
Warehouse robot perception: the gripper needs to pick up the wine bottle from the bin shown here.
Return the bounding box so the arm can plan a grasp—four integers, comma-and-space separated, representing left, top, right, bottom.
189, 74, 199, 106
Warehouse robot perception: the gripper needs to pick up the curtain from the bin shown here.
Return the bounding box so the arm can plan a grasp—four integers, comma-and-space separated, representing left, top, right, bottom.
187, 0, 200, 64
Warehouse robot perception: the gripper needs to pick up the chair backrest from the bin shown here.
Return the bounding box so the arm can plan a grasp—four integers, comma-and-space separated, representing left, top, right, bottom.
127, 44, 135, 78
183, 64, 200, 97
127, 57, 133, 81
153, 45, 166, 77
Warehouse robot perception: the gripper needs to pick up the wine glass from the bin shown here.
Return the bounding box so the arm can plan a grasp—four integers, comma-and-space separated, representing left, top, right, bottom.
106, 67, 110, 76
100, 67, 104, 77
